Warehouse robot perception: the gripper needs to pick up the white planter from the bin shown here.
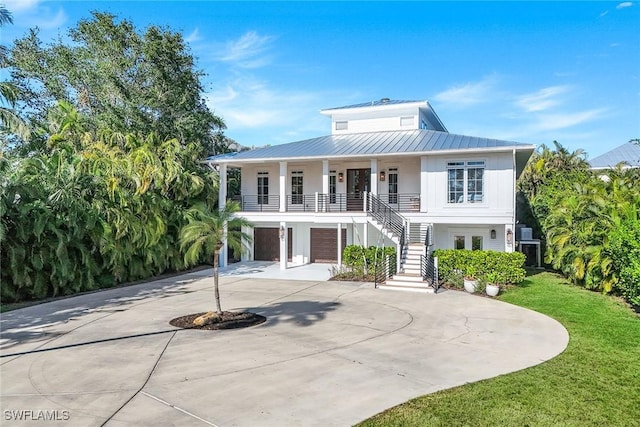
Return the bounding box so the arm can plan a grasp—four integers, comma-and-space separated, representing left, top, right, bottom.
463, 279, 477, 293
486, 284, 500, 297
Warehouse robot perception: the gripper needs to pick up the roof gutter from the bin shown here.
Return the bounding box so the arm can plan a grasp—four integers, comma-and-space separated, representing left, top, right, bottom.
209, 144, 536, 165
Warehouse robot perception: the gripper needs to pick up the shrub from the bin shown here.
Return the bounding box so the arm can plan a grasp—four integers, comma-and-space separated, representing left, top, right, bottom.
433, 249, 526, 287
608, 218, 640, 308
341, 245, 396, 278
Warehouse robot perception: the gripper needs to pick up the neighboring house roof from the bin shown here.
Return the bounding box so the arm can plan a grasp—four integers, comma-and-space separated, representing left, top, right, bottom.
206, 129, 534, 164
589, 142, 640, 169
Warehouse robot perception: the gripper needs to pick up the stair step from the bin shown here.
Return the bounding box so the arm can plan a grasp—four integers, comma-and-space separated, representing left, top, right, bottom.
378, 282, 435, 293
390, 274, 424, 282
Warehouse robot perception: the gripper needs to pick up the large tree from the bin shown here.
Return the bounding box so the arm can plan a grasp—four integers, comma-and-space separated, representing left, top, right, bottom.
9, 11, 223, 156
0, 6, 30, 142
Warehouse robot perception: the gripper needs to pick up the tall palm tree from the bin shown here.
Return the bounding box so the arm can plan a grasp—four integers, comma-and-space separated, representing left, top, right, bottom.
179, 200, 252, 315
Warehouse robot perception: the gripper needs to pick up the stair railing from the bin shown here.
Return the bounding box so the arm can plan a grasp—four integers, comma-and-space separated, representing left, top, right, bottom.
367, 193, 408, 274
421, 224, 439, 293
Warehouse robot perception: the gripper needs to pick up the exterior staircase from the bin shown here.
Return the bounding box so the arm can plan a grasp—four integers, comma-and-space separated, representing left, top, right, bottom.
377, 243, 435, 293
366, 193, 438, 294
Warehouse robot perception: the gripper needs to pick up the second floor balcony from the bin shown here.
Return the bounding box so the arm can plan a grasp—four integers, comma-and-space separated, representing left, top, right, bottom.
231, 193, 421, 213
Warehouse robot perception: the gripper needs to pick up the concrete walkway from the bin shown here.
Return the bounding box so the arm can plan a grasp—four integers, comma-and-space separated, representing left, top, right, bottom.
0, 268, 569, 426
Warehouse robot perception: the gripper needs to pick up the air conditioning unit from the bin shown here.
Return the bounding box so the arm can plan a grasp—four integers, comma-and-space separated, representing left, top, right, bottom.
520, 228, 533, 241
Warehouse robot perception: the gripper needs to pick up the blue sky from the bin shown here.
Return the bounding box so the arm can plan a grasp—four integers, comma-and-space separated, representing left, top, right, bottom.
3, 1, 639, 158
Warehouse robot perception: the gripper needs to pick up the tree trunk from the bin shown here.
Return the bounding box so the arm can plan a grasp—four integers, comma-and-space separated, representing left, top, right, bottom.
213, 248, 222, 314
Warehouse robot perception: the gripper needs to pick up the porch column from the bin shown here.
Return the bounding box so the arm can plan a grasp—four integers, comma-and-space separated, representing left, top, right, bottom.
280, 221, 288, 270
337, 223, 343, 267
218, 163, 228, 268
242, 225, 252, 261
370, 159, 378, 195
363, 222, 368, 247
322, 160, 329, 194
279, 161, 287, 212
420, 156, 428, 213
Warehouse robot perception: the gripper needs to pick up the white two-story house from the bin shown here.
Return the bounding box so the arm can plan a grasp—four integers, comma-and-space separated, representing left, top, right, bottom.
208, 98, 535, 277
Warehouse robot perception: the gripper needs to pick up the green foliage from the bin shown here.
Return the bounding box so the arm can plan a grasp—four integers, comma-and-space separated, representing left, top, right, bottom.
434, 249, 526, 287
517, 141, 640, 306
9, 11, 223, 156
607, 218, 640, 308
341, 245, 396, 279
0, 6, 30, 142
343, 245, 396, 268
0, 103, 221, 302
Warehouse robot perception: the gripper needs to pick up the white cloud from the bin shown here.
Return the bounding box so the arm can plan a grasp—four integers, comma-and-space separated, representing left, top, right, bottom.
535, 109, 608, 131
616, 2, 633, 9
185, 28, 201, 43
432, 75, 500, 108
3, 0, 67, 31
205, 76, 329, 144
215, 31, 276, 69
599, 10, 609, 17
515, 85, 571, 112
3, 0, 40, 13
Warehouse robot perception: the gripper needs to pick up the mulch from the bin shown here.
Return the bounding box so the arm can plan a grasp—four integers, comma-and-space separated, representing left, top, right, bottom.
169, 311, 266, 330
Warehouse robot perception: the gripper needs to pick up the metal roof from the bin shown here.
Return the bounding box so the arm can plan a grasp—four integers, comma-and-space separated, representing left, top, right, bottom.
322, 99, 422, 111
208, 129, 535, 164
590, 142, 640, 169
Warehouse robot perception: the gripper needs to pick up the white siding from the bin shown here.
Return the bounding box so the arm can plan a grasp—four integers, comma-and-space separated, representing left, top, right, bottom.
424, 152, 515, 224
329, 106, 420, 134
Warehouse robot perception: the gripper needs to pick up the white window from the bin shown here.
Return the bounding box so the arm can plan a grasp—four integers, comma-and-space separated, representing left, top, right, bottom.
257, 172, 269, 205
453, 234, 484, 250
447, 161, 484, 204
291, 171, 303, 205
400, 116, 415, 127
335, 121, 348, 131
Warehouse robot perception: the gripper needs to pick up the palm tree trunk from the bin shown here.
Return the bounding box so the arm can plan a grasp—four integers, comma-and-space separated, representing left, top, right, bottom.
213, 249, 222, 314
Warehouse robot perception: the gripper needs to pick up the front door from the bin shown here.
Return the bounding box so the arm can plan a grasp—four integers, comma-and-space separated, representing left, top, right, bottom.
347, 168, 371, 211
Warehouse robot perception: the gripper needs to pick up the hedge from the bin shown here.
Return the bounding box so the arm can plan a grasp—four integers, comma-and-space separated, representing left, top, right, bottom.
343, 245, 396, 271
433, 249, 526, 286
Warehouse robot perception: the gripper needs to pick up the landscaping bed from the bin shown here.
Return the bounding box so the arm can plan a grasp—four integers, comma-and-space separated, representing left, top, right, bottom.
170, 311, 266, 330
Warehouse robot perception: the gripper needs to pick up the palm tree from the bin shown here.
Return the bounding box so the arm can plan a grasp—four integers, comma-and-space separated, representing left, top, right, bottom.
179, 200, 252, 315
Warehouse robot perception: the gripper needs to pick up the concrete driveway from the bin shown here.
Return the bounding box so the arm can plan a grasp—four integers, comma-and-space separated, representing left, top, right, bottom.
0, 268, 568, 426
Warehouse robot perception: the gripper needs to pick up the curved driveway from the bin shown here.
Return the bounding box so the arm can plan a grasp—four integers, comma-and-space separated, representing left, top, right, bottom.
1, 268, 568, 426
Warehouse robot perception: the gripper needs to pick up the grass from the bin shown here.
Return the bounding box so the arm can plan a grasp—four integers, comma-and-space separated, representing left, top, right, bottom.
358, 271, 640, 427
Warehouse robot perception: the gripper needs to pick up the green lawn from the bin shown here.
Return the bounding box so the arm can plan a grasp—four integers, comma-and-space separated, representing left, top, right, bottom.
359, 271, 640, 427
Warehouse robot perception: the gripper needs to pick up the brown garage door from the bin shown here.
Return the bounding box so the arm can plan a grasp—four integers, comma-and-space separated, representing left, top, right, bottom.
254, 228, 292, 261
310, 228, 347, 263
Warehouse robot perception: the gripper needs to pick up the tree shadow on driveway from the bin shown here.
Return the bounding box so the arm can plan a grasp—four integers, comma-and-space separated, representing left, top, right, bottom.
248, 300, 341, 327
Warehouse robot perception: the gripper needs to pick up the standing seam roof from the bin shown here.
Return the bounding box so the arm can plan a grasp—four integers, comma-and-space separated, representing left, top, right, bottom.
206, 129, 534, 163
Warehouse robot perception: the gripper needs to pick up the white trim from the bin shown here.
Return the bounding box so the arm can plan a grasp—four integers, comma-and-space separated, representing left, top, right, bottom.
210, 146, 536, 165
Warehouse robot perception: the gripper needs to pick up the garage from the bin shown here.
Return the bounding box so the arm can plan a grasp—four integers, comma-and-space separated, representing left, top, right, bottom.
310, 228, 347, 263
254, 228, 292, 261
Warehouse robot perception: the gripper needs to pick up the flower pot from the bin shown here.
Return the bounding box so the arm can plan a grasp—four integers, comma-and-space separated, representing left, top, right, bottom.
463, 279, 477, 293
486, 284, 500, 297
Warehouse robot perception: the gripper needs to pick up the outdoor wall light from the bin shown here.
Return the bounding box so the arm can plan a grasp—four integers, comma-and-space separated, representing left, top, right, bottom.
279, 225, 285, 240
506, 228, 513, 245
490, 229, 496, 239
338, 172, 344, 183
379, 170, 386, 181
